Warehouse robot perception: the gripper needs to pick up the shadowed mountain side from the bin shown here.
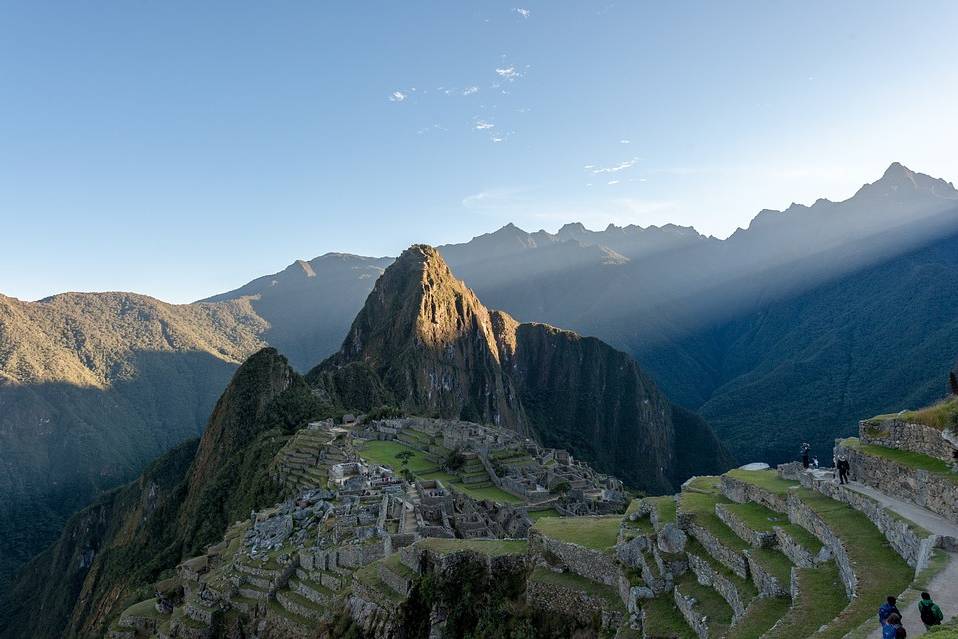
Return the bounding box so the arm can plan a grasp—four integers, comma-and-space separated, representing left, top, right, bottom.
200, 253, 393, 371
310, 245, 731, 493
0, 348, 324, 639
665, 230, 958, 464
501, 321, 734, 489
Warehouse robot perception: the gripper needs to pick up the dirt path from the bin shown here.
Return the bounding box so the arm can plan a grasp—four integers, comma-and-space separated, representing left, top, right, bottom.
839, 481, 958, 638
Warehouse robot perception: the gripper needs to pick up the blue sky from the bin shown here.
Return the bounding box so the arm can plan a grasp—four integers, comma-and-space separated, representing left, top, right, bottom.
2, 2, 957, 303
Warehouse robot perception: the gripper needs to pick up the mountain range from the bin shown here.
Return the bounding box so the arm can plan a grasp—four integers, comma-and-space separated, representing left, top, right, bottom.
2, 162, 957, 590
0, 245, 725, 639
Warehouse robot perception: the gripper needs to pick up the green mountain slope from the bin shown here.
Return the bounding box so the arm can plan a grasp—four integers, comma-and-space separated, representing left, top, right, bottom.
0, 348, 323, 639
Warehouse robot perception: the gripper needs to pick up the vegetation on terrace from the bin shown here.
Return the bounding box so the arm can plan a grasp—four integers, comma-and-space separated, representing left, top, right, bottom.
840, 437, 958, 483
869, 396, 958, 431
532, 515, 621, 551
528, 567, 625, 612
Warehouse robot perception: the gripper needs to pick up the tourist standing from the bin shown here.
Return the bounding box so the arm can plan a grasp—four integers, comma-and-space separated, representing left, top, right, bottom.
918, 592, 944, 629
879, 596, 901, 627
801, 443, 811, 469
837, 455, 850, 484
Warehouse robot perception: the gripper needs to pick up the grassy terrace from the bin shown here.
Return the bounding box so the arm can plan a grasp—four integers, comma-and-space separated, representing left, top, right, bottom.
120, 598, 166, 620
675, 573, 733, 636
641, 595, 697, 639
764, 563, 847, 639
793, 487, 912, 638
684, 538, 757, 601
529, 567, 625, 612
417, 537, 528, 557
532, 515, 621, 551
733, 596, 791, 639
869, 396, 958, 431
724, 469, 798, 495
723, 502, 824, 555
840, 437, 958, 483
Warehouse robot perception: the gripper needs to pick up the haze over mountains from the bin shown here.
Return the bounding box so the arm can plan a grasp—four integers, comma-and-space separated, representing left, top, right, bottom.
2, 162, 957, 590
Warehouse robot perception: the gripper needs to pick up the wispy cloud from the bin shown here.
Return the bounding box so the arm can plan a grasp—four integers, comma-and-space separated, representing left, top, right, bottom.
496, 66, 521, 81
389, 91, 407, 102
514, 7, 531, 18
474, 120, 495, 130
607, 180, 620, 185
462, 86, 479, 96
620, 139, 631, 144
587, 158, 639, 174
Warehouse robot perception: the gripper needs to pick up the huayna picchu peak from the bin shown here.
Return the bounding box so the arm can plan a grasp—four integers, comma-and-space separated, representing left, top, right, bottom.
309, 244, 731, 492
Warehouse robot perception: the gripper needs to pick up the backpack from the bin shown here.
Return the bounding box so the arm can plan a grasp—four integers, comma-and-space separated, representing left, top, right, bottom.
920, 601, 942, 625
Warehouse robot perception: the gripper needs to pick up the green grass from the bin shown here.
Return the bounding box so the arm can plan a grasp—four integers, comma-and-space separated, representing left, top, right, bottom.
644, 495, 676, 527
353, 563, 405, 603
675, 573, 733, 635
748, 547, 794, 586
358, 440, 438, 474
840, 437, 958, 483
722, 501, 788, 532
120, 598, 166, 620
685, 538, 758, 601
732, 596, 791, 639
679, 489, 749, 553
533, 515, 621, 550
870, 396, 958, 431
764, 563, 848, 639
527, 508, 559, 522
417, 537, 528, 557
529, 567, 625, 612
641, 595, 698, 639
724, 469, 799, 495
792, 488, 913, 638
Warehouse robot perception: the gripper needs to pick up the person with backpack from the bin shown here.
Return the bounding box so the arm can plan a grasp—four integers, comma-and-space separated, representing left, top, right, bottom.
918, 591, 944, 629
883, 612, 905, 638
879, 595, 901, 627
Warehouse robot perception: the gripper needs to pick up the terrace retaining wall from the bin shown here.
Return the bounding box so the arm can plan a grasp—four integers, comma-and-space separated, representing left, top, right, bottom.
859, 419, 957, 463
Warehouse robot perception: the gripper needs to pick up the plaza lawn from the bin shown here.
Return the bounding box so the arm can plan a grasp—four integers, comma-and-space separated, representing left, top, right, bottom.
533, 515, 621, 550
357, 440, 438, 474
527, 508, 559, 522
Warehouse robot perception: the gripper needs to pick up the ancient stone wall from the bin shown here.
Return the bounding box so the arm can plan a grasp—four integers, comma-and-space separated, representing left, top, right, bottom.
773, 526, 831, 568
715, 504, 777, 548
785, 493, 856, 597
744, 552, 789, 597
526, 576, 623, 629
688, 524, 748, 579
720, 476, 789, 513
673, 584, 709, 639
859, 420, 957, 463
529, 530, 622, 586
686, 551, 748, 621
835, 442, 958, 525
803, 471, 938, 570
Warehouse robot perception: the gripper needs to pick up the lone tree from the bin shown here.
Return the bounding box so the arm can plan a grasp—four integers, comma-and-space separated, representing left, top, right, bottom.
950, 372, 958, 397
